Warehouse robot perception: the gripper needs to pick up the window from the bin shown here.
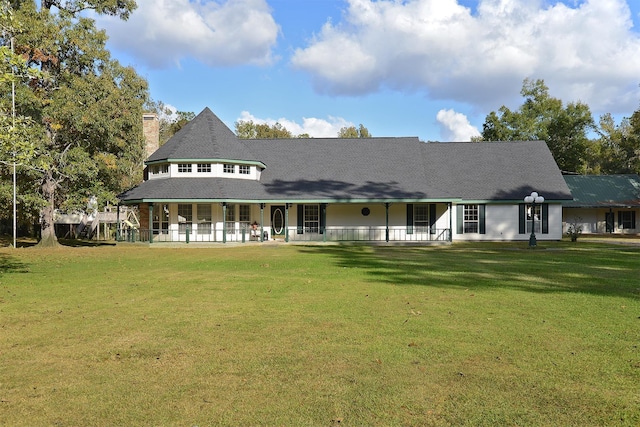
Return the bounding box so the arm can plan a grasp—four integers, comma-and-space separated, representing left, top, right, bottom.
304, 204, 319, 233
519, 203, 547, 235
464, 205, 479, 233
197, 163, 211, 173
526, 205, 542, 234
414, 205, 429, 233
239, 204, 250, 231
225, 204, 235, 233
152, 204, 169, 234
197, 204, 212, 234
178, 204, 192, 234
178, 163, 192, 173
457, 204, 486, 234
618, 211, 636, 229
223, 164, 235, 174
151, 164, 169, 175
239, 165, 250, 175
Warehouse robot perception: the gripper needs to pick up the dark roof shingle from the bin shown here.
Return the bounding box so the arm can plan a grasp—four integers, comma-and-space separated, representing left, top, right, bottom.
120, 108, 573, 203
147, 107, 261, 163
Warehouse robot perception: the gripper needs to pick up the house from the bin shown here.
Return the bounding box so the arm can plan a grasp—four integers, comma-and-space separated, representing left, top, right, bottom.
117, 107, 572, 243
562, 174, 640, 235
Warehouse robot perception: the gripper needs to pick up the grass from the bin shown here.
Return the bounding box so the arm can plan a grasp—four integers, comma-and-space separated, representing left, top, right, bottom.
0, 241, 639, 426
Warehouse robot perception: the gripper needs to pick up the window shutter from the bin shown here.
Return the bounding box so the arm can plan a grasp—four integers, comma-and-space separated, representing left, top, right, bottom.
632, 211, 637, 229
297, 204, 304, 234
456, 205, 464, 234
320, 204, 326, 234
429, 203, 437, 234
542, 204, 549, 234
519, 204, 526, 234
406, 204, 414, 234
479, 204, 486, 234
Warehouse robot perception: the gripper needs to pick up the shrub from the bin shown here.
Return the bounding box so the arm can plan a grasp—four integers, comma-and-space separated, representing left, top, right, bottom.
566, 216, 583, 242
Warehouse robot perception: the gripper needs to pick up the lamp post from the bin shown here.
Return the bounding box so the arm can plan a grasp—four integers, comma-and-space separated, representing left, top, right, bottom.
524, 191, 544, 247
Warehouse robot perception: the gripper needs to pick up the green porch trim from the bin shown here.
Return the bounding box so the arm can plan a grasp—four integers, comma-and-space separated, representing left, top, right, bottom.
120, 198, 465, 205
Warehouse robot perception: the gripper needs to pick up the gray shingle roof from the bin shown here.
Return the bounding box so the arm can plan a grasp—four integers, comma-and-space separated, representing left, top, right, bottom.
421, 141, 573, 200
563, 174, 640, 207
146, 107, 261, 163
120, 108, 573, 203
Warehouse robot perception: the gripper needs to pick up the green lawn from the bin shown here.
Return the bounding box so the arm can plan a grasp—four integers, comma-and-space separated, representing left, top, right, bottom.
1, 242, 639, 426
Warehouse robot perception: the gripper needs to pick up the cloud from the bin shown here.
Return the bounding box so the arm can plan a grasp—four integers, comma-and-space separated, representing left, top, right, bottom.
436, 109, 481, 141
97, 0, 279, 68
238, 111, 353, 137
291, 0, 640, 114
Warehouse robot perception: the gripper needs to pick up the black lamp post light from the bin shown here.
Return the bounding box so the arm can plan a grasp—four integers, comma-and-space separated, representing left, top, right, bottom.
524, 191, 544, 247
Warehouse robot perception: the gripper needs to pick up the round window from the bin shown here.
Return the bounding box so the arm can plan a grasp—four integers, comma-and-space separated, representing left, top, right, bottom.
361, 207, 370, 216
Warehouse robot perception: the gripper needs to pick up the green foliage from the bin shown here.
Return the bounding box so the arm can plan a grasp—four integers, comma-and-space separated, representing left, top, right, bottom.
595, 112, 640, 175
168, 110, 195, 137
41, 0, 137, 19
480, 79, 594, 173
1, 0, 148, 244
338, 123, 371, 138
235, 119, 293, 139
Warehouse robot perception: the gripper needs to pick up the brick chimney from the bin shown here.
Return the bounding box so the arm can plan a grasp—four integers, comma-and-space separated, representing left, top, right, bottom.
142, 113, 159, 159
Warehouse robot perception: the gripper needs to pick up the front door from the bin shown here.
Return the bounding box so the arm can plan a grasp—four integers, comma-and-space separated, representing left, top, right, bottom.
271, 205, 285, 237
605, 212, 614, 233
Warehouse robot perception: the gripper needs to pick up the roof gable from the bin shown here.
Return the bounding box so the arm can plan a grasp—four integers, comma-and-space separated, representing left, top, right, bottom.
421, 141, 573, 201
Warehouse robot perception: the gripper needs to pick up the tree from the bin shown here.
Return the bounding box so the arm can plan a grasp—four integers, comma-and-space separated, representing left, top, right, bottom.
168, 111, 195, 138
145, 100, 195, 145
594, 111, 640, 175
2, 1, 148, 246
235, 120, 293, 139
479, 79, 594, 173
338, 124, 371, 138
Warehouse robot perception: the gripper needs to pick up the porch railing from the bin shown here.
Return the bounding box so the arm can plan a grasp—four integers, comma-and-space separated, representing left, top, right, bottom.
118, 226, 451, 243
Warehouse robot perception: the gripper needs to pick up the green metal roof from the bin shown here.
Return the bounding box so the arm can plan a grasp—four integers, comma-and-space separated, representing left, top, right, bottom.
563, 174, 640, 207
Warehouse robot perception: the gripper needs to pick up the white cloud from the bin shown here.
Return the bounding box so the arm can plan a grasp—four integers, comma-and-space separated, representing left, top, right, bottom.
291, 0, 640, 114
238, 111, 353, 137
436, 109, 481, 141
97, 0, 279, 68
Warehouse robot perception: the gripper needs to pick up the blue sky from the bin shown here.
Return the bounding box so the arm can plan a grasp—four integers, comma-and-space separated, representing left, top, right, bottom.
96, 0, 640, 141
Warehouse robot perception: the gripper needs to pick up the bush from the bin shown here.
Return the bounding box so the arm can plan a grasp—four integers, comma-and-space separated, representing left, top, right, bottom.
566, 216, 583, 242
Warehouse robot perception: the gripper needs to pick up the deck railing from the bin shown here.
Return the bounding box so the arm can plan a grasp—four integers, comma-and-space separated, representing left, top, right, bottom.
118, 226, 451, 244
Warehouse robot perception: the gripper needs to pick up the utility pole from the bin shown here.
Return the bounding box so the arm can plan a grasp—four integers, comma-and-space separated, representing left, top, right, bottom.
11, 35, 17, 248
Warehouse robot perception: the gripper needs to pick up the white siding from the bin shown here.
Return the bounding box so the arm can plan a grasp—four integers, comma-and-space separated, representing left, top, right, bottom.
452, 204, 564, 241
563, 207, 640, 234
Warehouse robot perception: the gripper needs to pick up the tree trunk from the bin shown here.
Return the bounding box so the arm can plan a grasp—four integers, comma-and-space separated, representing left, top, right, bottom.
36, 171, 60, 248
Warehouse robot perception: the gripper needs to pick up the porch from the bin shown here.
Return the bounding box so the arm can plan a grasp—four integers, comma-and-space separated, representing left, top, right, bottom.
120, 201, 453, 244
119, 225, 451, 244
